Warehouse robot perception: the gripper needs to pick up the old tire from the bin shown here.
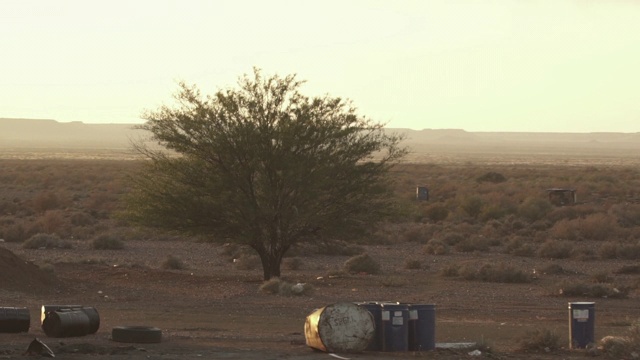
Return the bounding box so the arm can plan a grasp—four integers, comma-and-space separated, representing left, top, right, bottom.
112, 326, 162, 343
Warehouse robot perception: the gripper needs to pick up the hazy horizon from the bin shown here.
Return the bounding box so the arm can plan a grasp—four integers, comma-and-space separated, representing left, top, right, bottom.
2, 1, 639, 133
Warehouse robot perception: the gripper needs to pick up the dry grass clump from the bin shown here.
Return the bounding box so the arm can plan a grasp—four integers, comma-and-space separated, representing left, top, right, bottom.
315, 240, 364, 256
598, 242, 640, 260
282, 257, 303, 270
22, 233, 72, 249
233, 254, 260, 270
599, 320, 640, 358
403, 258, 422, 270
504, 237, 536, 257
91, 233, 125, 250
517, 328, 561, 352
161, 255, 187, 270
614, 265, 640, 274
454, 237, 490, 253
381, 276, 408, 287
343, 253, 381, 275
259, 278, 314, 296
518, 197, 552, 222
537, 239, 572, 259
539, 263, 568, 275
441, 262, 532, 283
554, 281, 629, 298
424, 205, 449, 223
423, 239, 449, 255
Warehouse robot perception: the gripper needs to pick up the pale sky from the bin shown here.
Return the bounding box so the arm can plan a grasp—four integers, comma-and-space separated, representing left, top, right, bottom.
1, 0, 639, 132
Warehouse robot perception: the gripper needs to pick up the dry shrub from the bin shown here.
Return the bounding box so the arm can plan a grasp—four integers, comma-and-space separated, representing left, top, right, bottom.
476, 171, 506, 183
400, 224, 429, 242
70, 211, 96, 226
518, 328, 561, 352
518, 197, 552, 222
316, 240, 364, 256
537, 239, 573, 259
234, 254, 260, 270
22, 233, 72, 249
614, 265, 640, 274
440, 264, 460, 277
549, 219, 579, 240
38, 210, 69, 235
609, 204, 640, 227
1, 221, 26, 243
580, 213, 618, 241
461, 196, 483, 219
505, 237, 536, 257
439, 232, 465, 245
598, 242, 619, 259
591, 271, 612, 284
31, 191, 61, 213
425, 205, 449, 223
259, 278, 314, 296
344, 253, 381, 275
475, 263, 532, 283
598, 242, 640, 260
555, 281, 629, 298
444, 262, 531, 283
91, 233, 125, 250
423, 239, 449, 255
161, 255, 187, 270
282, 257, 303, 270
381, 276, 408, 287
403, 259, 422, 270
539, 263, 567, 275
454, 237, 490, 253
599, 320, 640, 358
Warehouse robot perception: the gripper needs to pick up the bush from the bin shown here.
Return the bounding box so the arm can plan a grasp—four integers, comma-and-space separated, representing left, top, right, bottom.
425, 205, 449, 222
518, 197, 552, 222
161, 255, 187, 270
537, 239, 572, 259
403, 259, 422, 270
423, 239, 449, 255
344, 253, 381, 275
259, 278, 314, 296
316, 240, 364, 256
476, 172, 506, 183
476, 263, 532, 283
454, 237, 490, 253
282, 257, 303, 270
22, 233, 72, 249
555, 281, 629, 298
461, 196, 483, 219
518, 329, 561, 352
381, 276, 408, 287
91, 233, 125, 250
234, 254, 260, 270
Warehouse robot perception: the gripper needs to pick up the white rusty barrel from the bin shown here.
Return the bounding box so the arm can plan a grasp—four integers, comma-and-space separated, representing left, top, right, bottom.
304, 302, 375, 353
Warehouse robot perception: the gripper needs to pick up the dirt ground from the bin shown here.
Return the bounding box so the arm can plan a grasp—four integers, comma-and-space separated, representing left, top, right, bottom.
2, 238, 640, 360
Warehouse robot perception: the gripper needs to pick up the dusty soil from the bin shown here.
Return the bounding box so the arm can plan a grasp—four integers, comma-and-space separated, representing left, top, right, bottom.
2, 239, 640, 359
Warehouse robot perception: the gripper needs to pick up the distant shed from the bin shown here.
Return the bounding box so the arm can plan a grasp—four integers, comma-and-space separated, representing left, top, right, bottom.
546, 188, 577, 206
416, 186, 429, 201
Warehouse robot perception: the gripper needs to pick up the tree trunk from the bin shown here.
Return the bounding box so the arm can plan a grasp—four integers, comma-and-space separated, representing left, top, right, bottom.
257, 248, 283, 281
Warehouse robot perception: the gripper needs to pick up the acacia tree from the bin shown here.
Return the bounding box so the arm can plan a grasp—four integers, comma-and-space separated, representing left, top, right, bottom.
124, 69, 407, 280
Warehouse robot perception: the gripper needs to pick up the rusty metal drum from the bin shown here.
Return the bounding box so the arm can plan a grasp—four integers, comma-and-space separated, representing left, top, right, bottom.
304, 302, 375, 352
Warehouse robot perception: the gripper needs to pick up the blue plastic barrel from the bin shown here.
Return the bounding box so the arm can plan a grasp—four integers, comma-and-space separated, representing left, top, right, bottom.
568, 302, 595, 349
381, 303, 409, 351
355, 302, 383, 351
408, 304, 436, 351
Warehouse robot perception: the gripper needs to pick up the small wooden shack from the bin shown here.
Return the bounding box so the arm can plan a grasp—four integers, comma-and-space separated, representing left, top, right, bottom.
546, 188, 577, 206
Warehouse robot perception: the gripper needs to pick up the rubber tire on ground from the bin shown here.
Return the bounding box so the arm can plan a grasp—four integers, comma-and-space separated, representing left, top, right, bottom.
111, 326, 162, 343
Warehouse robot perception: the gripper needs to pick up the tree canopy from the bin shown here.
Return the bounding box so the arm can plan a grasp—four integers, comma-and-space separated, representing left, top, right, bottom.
124, 69, 407, 280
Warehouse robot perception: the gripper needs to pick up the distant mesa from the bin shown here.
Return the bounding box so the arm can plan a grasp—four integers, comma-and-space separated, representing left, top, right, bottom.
0, 118, 638, 152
